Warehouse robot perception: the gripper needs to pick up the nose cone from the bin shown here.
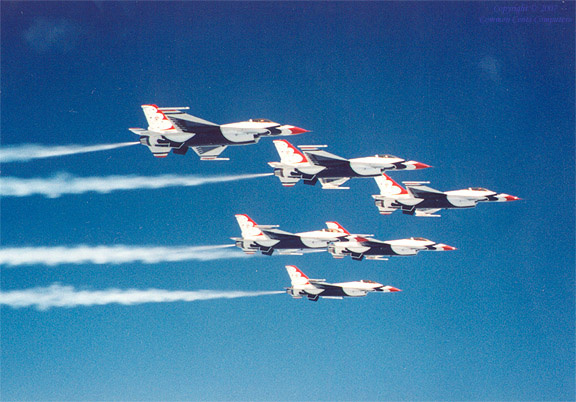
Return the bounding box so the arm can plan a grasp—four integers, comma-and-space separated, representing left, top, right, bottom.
288, 126, 309, 135
404, 161, 432, 170
504, 194, 521, 201
413, 162, 431, 170
377, 286, 402, 292
438, 244, 457, 251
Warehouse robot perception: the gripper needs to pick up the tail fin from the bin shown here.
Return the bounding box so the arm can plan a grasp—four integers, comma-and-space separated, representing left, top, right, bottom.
235, 214, 266, 238
285, 265, 311, 286
325, 221, 351, 235
273, 140, 309, 164
375, 173, 408, 195
141, 104, 179, 133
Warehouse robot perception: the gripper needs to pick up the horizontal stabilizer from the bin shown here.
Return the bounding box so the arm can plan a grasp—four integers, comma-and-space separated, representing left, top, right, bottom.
319, 177, 350, 189
192, 145, 228, 159
278, 177, 301, 187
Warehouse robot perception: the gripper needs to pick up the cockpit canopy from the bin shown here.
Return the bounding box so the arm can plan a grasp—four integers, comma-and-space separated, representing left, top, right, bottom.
360, 280, 378, 284
249, 118, 274, 123
375, 154, 399, 158
411, 237, 430, 241
469, 187, 489, 191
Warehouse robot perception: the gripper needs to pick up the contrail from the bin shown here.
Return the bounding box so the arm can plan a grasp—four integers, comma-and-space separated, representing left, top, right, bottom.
0, 172, 273, 198
0, 142, 139, 163
0, 244, 246, 267
0, 284, 284, 310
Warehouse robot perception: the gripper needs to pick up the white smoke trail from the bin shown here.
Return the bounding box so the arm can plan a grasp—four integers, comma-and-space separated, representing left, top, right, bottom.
0, 172, 273, 198
0, 284, 284, 310
0, 142, 139, 163
0, 244, 246, 267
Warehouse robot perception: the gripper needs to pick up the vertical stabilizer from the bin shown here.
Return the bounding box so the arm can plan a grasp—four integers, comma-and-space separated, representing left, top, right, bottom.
235, 214, 266, 238
375, 173, 408, 195
141, 104, 179, 133
325, 221, 351, 235
285, 265, 311, 286
273, 140, 309, 164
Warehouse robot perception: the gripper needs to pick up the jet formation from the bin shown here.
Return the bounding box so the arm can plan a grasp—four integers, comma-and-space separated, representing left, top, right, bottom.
373, 173, 520, 217
130, 104, 308, 160
128, 104, 520, 301
232, 214, 455, 261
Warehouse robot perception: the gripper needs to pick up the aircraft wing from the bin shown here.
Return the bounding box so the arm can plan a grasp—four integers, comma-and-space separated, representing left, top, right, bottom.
191, 145, 229, 161
319, 177, 350, 189
163, 110, 219, 132
258, 228, 299, 240
309, 281, 341, 290
304, 150, 348, 166
405, 183, 445, 199
356, 237, 388, 246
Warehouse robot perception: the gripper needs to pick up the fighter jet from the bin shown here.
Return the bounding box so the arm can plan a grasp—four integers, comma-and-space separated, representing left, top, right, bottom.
268, 139, 430, 189
285, 265, 401, 301
231, 214, 350, 256
372, 173, 521, 217
129, 105, 308, 160
327, 222, 456, 261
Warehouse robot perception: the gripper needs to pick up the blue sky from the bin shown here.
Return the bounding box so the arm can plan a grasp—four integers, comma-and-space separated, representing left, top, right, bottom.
1, 1, 574, 401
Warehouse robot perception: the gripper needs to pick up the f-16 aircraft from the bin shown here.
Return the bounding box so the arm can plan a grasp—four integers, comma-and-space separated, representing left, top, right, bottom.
372, 173, 521, 217
231, 215, 350, 256
129, 105, 308, 160
327, 222, 456, 261
285, 265, 401, 301
268, 139, 430, 189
